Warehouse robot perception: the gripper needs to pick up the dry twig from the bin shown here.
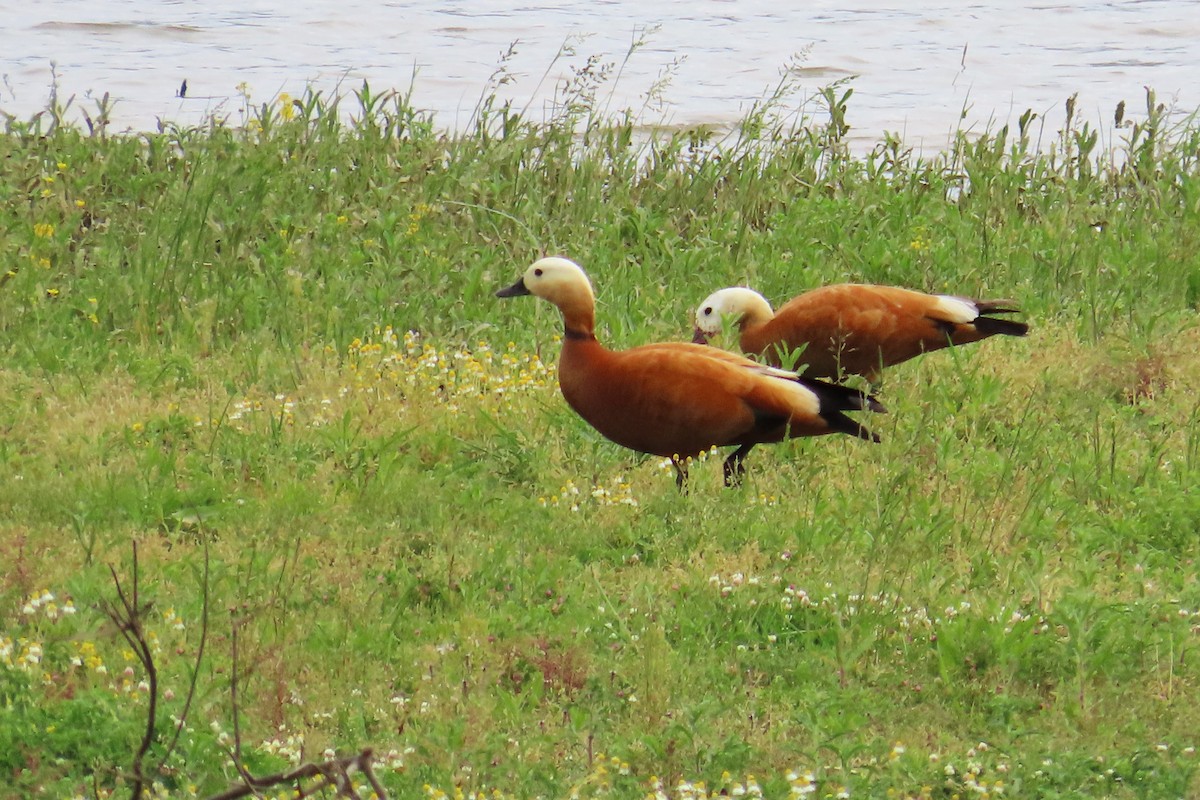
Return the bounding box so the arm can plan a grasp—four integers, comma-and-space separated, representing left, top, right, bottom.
207, 749, 388, 800
103, 541, 389, 800
99, 543, 158, 800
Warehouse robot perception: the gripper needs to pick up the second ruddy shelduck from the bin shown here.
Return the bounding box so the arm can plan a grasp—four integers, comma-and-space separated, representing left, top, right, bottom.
496, 257, 885, 488
693, 284, 1029, 381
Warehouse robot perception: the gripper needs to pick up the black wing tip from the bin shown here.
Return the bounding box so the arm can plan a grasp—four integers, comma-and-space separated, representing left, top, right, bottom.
802, 377, 886, 442
974, 298, 1030, 337
799, 376, 887, 414
974, 316, 1030, 337
975, 298, 1021, 314
823, 410, 882, 443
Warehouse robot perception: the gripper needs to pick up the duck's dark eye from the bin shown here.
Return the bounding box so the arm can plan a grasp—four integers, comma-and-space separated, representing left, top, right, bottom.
703, 306, 713, 316
534, 268, 544, 277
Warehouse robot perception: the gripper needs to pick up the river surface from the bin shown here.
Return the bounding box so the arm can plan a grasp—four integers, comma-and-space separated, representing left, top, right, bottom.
3, 1, 1197, 151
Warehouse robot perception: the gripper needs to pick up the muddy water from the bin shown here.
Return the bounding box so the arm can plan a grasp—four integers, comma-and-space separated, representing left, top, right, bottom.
3, 1, 1197, 150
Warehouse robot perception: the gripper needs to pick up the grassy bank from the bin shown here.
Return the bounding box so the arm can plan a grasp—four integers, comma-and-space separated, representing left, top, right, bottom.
2, 76, 1200, 799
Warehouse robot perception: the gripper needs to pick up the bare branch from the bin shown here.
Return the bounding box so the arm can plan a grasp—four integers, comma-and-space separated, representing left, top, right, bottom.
157, 539, 211, 772
102, 542, 389, 800
205, 750, 384, 800
230, 609, 244, 766
101, 541, 159, 800
360, 754, 389, 800
223, 609, 264, 793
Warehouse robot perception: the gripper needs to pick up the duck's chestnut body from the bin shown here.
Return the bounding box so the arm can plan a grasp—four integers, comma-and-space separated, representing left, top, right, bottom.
498, 258, 884, 486
694, 284, 1029, 381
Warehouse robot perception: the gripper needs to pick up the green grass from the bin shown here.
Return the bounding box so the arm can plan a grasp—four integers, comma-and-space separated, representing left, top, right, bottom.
2, 69, 1200, 799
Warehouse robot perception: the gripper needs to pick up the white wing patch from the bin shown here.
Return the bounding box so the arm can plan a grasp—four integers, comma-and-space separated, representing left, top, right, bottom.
741, 363, 820, 415
742, 363, 801, 381
933, 295, 979, 324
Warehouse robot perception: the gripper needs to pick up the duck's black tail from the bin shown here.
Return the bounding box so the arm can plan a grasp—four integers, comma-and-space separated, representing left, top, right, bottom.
799, 376, 886, 442
974, 300, 1030, 337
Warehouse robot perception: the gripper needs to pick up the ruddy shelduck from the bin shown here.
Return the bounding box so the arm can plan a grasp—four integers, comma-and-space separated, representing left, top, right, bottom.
693, 284, 1029, 381
496, 258, 885, 488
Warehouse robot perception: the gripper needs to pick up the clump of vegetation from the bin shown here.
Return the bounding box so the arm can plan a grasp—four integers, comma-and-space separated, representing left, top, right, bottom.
2, 41, 1199, 799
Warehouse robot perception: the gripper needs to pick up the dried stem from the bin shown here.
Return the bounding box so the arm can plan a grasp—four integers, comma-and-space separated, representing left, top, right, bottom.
211, 603, 388, 799
230, 609, 244, 764
102, 542, 388, 800
206, 749, 385, 800
100, 542, 158, 800
158, 539, 211, 772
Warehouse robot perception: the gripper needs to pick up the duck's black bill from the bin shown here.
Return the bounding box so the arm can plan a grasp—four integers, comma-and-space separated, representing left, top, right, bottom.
496, 278, 531, 298
691, 327, 711, 345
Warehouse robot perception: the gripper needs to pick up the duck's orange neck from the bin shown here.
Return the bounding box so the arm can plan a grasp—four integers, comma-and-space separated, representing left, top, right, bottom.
558, 299, 596, 342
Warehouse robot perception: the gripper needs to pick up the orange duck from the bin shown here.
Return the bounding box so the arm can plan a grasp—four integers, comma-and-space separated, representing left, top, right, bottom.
496, 258, 885, 487
693, 284, 1028, 381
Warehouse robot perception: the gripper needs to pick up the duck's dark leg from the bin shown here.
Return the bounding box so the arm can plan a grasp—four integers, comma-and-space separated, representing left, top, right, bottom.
722, 444, 754, 487
671, 456, 689, 493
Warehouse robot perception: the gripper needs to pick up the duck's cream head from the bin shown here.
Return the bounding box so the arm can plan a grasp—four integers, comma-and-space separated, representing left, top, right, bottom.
497, 257, 597, 337
692, 287, 774, 343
